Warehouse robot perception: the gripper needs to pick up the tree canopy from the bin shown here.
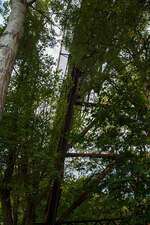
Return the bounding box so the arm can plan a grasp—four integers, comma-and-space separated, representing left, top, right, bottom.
0, 0, 150, 225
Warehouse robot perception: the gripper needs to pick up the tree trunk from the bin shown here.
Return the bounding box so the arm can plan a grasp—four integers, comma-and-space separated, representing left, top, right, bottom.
13, 196, 19, 225
44, 67, 82, 225
0, 151, 16, 225
22, 195, 36, 225
0, 0, 26, 119
1, 189, 13, 225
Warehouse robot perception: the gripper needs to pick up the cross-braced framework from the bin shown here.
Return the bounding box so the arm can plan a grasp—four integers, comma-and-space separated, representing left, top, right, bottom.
33, 34, 150, 225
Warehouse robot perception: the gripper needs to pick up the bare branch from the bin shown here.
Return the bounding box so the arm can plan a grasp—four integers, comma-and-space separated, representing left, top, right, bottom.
13, 66, 20, 76
80, 120, 95, 136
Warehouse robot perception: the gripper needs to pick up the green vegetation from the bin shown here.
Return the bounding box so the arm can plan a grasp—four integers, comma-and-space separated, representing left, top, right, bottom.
0, 0, 150, 224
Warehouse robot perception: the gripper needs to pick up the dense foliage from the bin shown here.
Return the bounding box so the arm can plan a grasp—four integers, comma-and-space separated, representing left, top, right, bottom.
0, 0, 150, 224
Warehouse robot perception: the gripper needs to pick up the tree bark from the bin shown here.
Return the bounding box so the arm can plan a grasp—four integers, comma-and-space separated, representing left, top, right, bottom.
1, 189, 13, 225
12, 196, 19, 225
22, 196, 36, 225
43, 67, 82, 225
0, 0, 26, 119
0, 151, 16, 225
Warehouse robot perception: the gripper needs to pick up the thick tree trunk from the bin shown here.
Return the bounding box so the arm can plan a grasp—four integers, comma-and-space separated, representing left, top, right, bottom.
1, 189, 13, 225
41, 67, 82, 225
22, 196, 36, 225
13, 196, 19, 225
0, 0, 26, 119
0, 151, 16, 225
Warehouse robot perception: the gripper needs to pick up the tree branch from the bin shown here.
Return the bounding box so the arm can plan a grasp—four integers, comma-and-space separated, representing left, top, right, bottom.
65, 153, 121, 158
31, 5, 62, 31
66, 152, 150, 159
75, 101, 98, 107
57, 161, 116, 223
80, 120, 95, 137
68, 120, 95, 149
26, 0, 37, 6
75, 101, 113, 108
